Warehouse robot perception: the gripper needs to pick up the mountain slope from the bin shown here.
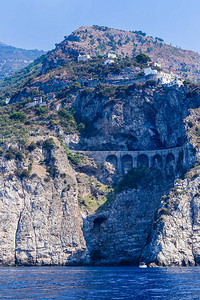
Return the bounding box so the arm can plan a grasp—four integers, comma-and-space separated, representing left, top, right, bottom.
42, 25, 200, 82
0, 26, 200, 266
1, 25, 200, 101
0, 42, 44, 79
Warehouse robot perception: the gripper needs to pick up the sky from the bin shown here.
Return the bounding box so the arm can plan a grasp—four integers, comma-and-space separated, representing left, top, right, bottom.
1, 0, 200, 52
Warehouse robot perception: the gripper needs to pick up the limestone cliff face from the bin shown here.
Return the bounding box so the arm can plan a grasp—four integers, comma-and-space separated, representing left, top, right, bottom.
141, 174, 200, 266
1, 85, 200, 267
0, 140, 87, 266
74, 86, 189, 151
82, 167, 180, 266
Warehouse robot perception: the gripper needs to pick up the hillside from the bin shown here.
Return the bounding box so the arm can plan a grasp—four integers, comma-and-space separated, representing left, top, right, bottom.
1, 26, 200, 266
42, 25, 200, 82
0, 80, 198, 266
0, 42, 44, 79
1, 25, 200, 102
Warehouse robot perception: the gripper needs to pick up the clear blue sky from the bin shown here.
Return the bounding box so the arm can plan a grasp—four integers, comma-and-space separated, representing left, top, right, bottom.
1, 0, 200, 52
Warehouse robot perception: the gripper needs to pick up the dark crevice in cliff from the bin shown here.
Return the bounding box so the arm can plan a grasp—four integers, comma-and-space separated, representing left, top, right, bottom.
14, 206, 23, 266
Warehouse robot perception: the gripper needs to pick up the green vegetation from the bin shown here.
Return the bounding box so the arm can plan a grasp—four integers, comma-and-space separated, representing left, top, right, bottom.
78, 174, 113, 213
9, 111, 26, 122
0, 43, 44, 80
72, 82, 81, 89
158, 208, 170, 216
57, 108, 78, 134
35, 107, 49, 116
42, 138, 55, 151
62, 143, 84, 166
27, 141, 37, 152
47, 166, 57, 178
93, 25, 109, 31
114, 167, 163, 193
155, 37, 164, 42
132, 30, 146, 37
114, 168, 146, 193
135, 53, 151, 64
0, 54, 46, 100
15, 163, 32, 179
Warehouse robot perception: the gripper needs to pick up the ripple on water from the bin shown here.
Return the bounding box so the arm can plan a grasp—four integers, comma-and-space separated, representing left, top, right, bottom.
0, 266, 200, 299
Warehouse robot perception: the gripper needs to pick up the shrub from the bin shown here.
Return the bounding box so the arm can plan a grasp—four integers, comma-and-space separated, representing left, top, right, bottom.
94, 84, 116, 98
58, 109, 74, 122
27, 141, 37, 152
47, 166, 57, 178
58, 86, 70, 99
73, 82, 81, 89
62, 144, 83, 166
44, 176, 50, 182
145, 79, 157, 87
77, 123, 85, 133
159, 208, 170, 216
15, 151, 23, 162
195, 127, 200, 136
35, 107, 48, 116
132, 30, 146, 36
60, 173, 66, 179
114, 168, 146, 193
58, 109, 77, 133
183, 80, 191, 86
67, 152, 83, 165
5, 151, 15, 160
9, 111, 26, 122
135, 53, 151, 64
42, 138, 55, 151
20, 169, 30, 178
15, 165, 32, 179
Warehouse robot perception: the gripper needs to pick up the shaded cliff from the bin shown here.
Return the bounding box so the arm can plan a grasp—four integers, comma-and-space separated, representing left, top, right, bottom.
73, 85, 189, 150
140, 105, 200, 266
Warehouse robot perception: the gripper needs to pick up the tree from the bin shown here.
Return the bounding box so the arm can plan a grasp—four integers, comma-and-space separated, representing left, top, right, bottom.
9, 111, 26, 122
135, 53, 151, 64
73, 82, 81, 89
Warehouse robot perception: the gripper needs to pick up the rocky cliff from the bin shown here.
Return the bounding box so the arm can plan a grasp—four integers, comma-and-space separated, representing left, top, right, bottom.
141, 174, 200, 266
0, 83, 198, 266
0, 28, 200, 265
140, 104, 200, 266
73, 85, 188, 150
0, 139, 88, 266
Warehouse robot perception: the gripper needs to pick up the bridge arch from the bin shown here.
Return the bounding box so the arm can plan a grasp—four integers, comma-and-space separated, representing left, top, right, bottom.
152, 154, 163, 168
122, 155, 133, 173
106, 155, 118, 169
137, 154, 149, 168
166, 153, 175, 165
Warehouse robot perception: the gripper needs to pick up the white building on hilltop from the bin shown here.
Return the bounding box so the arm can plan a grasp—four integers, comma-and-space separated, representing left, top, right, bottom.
157, 72, 183, 87
104, 59, 115, 66
107, 53, 117, 59
166, 77, 183, 87
158, 72, 173, 85
144, 67, 158, 76
154, 62, 162, 68
78, 54, 91, 62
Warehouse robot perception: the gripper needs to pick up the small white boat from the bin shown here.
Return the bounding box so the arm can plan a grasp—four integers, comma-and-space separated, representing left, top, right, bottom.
139, 262, 147, 268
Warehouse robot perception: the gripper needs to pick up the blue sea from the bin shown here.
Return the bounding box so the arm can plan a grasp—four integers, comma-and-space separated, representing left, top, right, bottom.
0, 266, 200, 299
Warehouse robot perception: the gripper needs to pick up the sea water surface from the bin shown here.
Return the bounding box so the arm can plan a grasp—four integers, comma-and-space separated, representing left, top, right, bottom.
0, 266, 200, 299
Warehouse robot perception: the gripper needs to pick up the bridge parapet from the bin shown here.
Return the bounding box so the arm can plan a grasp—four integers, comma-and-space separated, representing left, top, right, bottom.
73, 145, 189, 174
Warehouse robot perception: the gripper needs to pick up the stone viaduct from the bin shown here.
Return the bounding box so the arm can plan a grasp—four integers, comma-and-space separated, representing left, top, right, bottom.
74, 145, 189, 174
